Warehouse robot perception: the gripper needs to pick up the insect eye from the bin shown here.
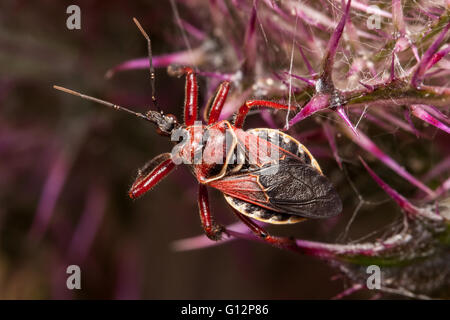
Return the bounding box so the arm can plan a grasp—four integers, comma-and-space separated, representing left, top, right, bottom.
165, 114, 177, 124
156, 113, 178, 136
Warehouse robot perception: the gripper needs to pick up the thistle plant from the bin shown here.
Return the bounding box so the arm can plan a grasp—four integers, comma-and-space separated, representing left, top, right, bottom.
106, 0, 450, 299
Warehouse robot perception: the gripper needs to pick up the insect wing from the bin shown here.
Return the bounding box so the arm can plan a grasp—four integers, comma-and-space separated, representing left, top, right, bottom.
208, 173, 272, 209
210, 162, 342, 218
258, 162, 342, 218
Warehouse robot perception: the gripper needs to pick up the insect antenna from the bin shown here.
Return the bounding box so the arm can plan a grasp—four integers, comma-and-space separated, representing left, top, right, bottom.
132, 17, 160, 112
53, 85, 149, 121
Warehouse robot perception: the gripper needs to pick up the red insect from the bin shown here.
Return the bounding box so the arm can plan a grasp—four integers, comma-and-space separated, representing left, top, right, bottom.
54, 19, 342, 247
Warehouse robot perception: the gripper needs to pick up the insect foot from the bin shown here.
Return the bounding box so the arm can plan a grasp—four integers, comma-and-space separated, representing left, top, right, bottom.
265, 235, 298, 251
205, 224, 227, 241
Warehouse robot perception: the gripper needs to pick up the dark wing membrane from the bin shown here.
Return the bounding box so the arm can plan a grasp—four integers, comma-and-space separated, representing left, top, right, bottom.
209, 161, 342, 219
258, 162, 342, 218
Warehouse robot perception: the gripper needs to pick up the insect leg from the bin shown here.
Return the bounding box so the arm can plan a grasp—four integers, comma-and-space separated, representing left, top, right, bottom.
168, 66, 198, 126
234, 100, 297, 129
198, 184, 225, 241
129, 153, 176, 199
205, 81, 231, 124
232, 208, 297, 248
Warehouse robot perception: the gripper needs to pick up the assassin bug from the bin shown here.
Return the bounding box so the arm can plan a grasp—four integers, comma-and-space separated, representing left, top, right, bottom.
54, 18, 342, 247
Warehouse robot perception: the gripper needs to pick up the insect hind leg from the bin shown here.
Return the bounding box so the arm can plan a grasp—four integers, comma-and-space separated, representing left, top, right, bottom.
231, 208, 298, 249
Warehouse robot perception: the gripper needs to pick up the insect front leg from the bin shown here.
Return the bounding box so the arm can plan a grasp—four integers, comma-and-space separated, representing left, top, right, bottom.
232, 208, 297, 249
168, 66, 198, 126
234, 100, 298, 129
129, 153, 176, 199
205, 81, 231, 124
198, 184, 226, 241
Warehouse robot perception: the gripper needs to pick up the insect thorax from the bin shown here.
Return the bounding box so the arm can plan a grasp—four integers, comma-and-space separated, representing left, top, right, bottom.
172, 121, 239, 183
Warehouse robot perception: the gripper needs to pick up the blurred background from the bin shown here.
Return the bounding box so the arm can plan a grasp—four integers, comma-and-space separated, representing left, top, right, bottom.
0, 0, 448, 299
